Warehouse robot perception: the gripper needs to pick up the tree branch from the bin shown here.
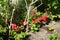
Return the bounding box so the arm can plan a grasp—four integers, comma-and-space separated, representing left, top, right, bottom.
31, 0, 34, 3
33, 0, 43, 10
25, 0, 39, 32
30, 0, 38, 6
25, 0, 28, 10
24, 0, 28, 22
10, 7, 15, 28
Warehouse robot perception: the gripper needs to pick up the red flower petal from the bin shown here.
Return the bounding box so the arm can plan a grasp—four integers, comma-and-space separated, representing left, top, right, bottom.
32, 17, 35, 21
37, 17, 42, 21
42, 14, 47, 21
15, 26, 20, 31
33, 19, 39, 24
11, 24, 17, 30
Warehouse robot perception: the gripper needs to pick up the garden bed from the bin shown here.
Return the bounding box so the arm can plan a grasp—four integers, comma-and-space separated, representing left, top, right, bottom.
26, 21, 60, 40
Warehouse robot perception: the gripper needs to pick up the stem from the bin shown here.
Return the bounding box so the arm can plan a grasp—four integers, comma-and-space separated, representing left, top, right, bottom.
26, 6, 32, 32
32, 0, 34, 3
24, 0, 28, 22
30, 0, 38, 6
33, 0, 43, 10
10, 7, 15, 27
25, 0, 28, 10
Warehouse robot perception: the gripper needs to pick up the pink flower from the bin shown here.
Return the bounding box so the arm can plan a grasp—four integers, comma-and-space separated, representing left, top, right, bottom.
23, 21, 28, 25
11, 24, 20, 31
11, 24, 17, 30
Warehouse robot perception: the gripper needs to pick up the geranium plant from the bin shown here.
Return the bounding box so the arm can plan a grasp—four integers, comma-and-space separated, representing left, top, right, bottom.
0, 0, 60, 40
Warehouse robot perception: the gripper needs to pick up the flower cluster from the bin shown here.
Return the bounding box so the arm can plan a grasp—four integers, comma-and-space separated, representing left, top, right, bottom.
11, 24, 20, 31
31, 10, 47, 24
11, 20, 28, 31
20, 20, 28, 25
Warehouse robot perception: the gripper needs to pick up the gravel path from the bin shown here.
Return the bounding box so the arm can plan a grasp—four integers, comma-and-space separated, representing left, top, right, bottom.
27, 21, 60, 40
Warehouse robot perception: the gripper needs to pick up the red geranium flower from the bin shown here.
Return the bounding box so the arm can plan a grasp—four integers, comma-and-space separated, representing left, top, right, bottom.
32, 17, 35, 21
15, 26, 20, 31
33, 19, 39, 24
31, 10, 36, 14
37, 17, 42, 21
23, 21, 28, 25
11, 24, 20, 31
11, 24, 17, 30
42, 14, 47, 21
20, 20, 23, 24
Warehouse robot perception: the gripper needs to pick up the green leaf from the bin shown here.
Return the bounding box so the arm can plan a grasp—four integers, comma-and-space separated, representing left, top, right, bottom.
32, 24, 36, 27
0, 0, 2, 3
4, 0, 6, 2
0, 37, 3, 40
52, 1, 56, 7
54, 6, 57, 9
36, 12, 41, 16
0, 25, 6, 33
57, 34, 60, 38
57, 15, 60, 18
34, 28, 38, 30
49, 34, 57, 40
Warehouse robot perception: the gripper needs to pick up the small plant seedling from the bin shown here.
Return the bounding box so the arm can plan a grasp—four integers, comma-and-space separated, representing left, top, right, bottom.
49, 34, 57, 40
